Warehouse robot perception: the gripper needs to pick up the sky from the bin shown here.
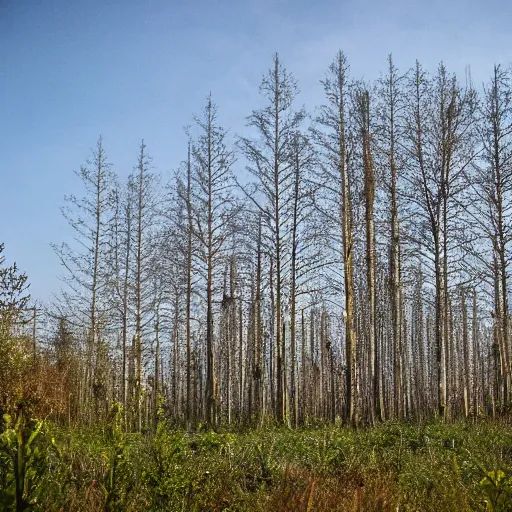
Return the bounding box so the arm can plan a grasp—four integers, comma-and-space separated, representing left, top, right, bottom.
1, 0, 511, 304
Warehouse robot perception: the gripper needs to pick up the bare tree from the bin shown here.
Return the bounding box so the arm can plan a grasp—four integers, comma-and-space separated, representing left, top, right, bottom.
238, 53, 305, 423
53, 136, 116, 423
468, 65, 512, 409
190, 95, 238, 427
129, 140, 160, 431
405, 62, 476, 419
315, 52, 358, 424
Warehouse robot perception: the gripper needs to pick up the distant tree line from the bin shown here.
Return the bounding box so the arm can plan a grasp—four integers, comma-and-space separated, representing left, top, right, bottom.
4, 51, 512, 429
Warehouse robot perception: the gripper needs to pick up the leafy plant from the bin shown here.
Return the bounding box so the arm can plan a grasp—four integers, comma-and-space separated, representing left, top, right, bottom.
0, 405, 47, 511
479, 469, 512, 511
102, 402, 128, 512
256, 440, 275, 486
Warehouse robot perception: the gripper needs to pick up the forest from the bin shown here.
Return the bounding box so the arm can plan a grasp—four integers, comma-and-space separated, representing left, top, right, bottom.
2, 51, 512, 510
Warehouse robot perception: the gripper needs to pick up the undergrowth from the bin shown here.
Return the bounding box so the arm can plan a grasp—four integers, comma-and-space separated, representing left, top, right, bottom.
1, 410, 512, 511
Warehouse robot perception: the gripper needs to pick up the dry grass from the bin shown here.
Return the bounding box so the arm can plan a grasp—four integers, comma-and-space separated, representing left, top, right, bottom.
265, 466, 399, 512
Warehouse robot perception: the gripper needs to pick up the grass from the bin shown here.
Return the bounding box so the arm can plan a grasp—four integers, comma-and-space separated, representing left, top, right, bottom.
2, 414, 512, 511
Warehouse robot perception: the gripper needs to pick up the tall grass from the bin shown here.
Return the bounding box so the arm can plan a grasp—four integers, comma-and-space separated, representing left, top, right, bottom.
2, 412, 512, 511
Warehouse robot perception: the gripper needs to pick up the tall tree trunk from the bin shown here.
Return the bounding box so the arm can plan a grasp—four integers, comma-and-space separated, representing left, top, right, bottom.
359, 89, 377, 424
205, 102, 215, 427
153, 306, 160, 431
134, 141, 146, 433
272, 56, 285, 424
186, 143, 193, 426
254, 217, 263, 422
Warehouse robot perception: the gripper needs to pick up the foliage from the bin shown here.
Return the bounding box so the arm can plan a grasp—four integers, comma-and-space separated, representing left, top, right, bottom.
0, 407, 48, 511
0, 420, 511, 511
0, 243, 30, 321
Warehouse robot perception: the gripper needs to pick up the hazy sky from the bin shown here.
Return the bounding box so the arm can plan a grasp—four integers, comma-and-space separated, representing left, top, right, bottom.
1, 0, 511, 303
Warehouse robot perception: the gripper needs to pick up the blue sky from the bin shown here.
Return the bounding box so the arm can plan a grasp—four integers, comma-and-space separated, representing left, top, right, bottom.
1, 0, 511, 303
